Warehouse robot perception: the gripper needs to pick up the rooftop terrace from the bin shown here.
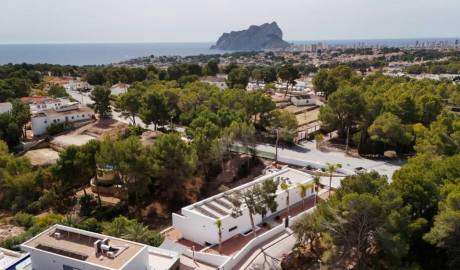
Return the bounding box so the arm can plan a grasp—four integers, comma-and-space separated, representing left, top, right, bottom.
187, 168, 313, 220
22, 225, 145, 270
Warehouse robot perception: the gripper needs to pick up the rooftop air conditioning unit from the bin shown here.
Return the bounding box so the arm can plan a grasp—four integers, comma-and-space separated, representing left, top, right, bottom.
106, 251, 115, 258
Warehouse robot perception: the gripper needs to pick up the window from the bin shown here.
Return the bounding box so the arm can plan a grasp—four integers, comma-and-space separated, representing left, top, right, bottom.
44, 120, 47, 124
71, 116, 74, 119
229, 226, 238, 232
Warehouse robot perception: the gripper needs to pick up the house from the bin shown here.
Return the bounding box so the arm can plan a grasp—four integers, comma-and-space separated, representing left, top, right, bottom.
0, 247, 31, 270
64, 79, 93, 92
246, 82, 265, 91
31, 103, 94, 136
0, 102, 12, 114
172, 167, 315, 246
49, 77, 72, 87
21, 224, 179, 270
200, 76, 228, 90
110, 83, 130, 96
26, 97, 72, 114
290, 93, 316, 106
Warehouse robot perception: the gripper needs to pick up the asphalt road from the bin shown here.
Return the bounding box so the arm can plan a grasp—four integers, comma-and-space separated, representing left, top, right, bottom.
253, 141, 403, 180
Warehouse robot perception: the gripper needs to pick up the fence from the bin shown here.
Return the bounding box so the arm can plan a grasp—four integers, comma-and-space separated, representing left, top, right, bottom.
220, 221, 287, 270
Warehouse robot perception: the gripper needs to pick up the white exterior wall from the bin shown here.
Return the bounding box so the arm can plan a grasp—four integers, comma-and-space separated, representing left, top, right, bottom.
0, 102, 12, 114
111, 86, 128, 96
120, 248, 149, 270
172, 209, 217, 245
291, 96, 316, 106
31, 110, 94, 136
23, 248, 111, 270
173, 183, 315, 246
30, 102, 60, 113
23, 247, 149, 270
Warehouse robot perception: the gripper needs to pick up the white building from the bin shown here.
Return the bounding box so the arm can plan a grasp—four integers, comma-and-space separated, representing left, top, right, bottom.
173, 168, 315, 246
28, 98, 72, 114
0, 102, 12, 114
31, 103, 94, 136
0, 247, 31, 270
21, 224, 179, 270
246, 82, 265, 91
110, 83, 130, 96
290, 94, 317, 106
64, 79, 93, 92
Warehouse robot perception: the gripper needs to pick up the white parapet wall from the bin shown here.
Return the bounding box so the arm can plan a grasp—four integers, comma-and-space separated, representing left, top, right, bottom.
173, 168, 316, 246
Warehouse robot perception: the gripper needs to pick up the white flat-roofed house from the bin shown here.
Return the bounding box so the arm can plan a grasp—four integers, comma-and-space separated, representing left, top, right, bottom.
172, 168, 315, 246
110, 83, 130, 96
31, 103, 95, 136
21, 224, 179, 270
0, 247, 31, 270
0, 102, 12, 114
28, 98, 72, 114
290, 93, 317, 106
64, 79, 93, 92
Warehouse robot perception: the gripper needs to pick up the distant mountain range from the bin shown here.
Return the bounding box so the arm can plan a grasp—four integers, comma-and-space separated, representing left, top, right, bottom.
211, 22, 290, 51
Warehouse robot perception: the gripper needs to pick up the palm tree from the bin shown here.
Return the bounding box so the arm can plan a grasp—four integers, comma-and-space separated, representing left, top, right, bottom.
215, 219, 223, 255
280, 180, 291, 216
326, 163, 342, 197
297, 182, 314, 209
297, 183, 313, 208
123, 222, 150, 243
313, 176, 321, 205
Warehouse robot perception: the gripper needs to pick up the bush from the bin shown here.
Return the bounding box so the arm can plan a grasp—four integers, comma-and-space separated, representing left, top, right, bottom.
123, 124, 144, 138
146, 231, 165, 247
78, 218, 103, 233
13, 212, 35, 228
47, 122, 72, 135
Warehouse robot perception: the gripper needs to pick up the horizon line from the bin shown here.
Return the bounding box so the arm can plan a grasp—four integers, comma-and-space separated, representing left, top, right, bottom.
0, 36, 459, 45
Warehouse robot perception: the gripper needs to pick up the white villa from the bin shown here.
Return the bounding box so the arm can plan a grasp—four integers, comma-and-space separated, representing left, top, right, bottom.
64, 79, 93, 92
290, 93, 317, 106
0, 102, 12, 114
110, 83, 130, 96
173, 167, 315, 246
21, 224, 179, 270
27, 98, 72, 114
31, 102, 94, 136
0, 247, 30, 270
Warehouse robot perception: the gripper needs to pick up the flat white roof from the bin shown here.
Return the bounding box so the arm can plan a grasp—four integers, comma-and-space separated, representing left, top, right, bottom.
185, 168, 313, 220
0, 247, 27, 269
21, 225, 146, 270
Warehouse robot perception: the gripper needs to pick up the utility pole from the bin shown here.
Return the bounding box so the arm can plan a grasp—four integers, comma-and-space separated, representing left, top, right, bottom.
275, 128, 279, 163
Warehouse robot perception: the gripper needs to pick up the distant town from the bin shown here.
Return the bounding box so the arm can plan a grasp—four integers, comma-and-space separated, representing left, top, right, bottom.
0, 31, 460, 270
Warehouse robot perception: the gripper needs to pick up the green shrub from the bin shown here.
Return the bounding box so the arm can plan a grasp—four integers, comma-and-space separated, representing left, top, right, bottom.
13, 212, 36, 228
47, 122, 72, 135
146, 231, 165, 247
78, 218, 103, 233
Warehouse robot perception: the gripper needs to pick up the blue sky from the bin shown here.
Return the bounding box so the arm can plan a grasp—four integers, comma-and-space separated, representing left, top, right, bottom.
1, 0, 459, 43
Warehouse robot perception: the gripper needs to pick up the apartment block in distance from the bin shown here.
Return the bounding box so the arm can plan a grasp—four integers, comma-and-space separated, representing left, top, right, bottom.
21, 225, 179, 270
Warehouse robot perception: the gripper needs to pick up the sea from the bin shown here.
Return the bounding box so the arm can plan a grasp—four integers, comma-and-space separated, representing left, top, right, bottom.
0, 38, 458, 66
